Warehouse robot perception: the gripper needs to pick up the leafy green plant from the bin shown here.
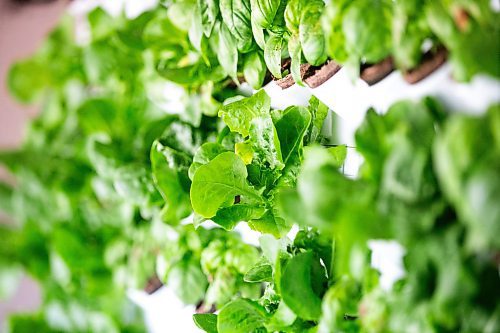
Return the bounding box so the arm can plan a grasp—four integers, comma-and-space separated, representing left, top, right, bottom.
1, 1, 499, 333
191, 90, 328, 237
285, 0, 327, 85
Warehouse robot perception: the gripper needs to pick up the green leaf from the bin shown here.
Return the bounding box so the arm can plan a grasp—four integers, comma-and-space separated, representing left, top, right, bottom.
143, 10, 187, 50
205, 267, 238, 307
288, 34, 303, 86
322, 0, 348, 63
243, 51, 267, 90
7, 58, 48, 103
169, 259, 208, 304
220, 0, 254, 52
251, 15, 266, 49
77, 99, 117, 136
264, 34, 284, 79
218, 299, 268, 333
189, 143, 229, 180
299, 1, 327, 66
433, 110, 500, 251
113, 164, 156, 206
247, 115, 284, 169
224, 243, 260, 274
190, 152, 263, 218
284, 0, 306, 34
244, 257, 273, 282
317, 277, 361, 333
189, 4, 204, 51
342, 0, 392, 64
265, 301, 297, 331
0, 182, 13, 216
251, 0, 281, 29
219, 89, 271, 137
219, 90, 283, 170
212, 204, 266, 230
281, 252, 323, 321
248, 210, 289, 238
391, 0, 427, 70
201, 240, 226, 275
193, 314, 218, 333
275, 106, 311, 164
87, 8, 116, 40
198, 0, 220, 37
6, 313, 53, 333
326, 145, 347, 168
235, 142, 254, 164
156, 61, 226, 86
217, 23, 239, 81
304, 95, 329, 144
151, 140, 192, 223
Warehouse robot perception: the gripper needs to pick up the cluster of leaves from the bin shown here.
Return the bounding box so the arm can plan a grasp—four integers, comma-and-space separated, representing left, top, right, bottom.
260, 100, 499, 333
195, 100, 500, 333
181, 0, 499, 85
0, 4, 262, 332
172, 0, 328, 87
1, 1, 499, 333
0, 2, 330, 331
190, 90, 328, 237
322, 0, 500, 80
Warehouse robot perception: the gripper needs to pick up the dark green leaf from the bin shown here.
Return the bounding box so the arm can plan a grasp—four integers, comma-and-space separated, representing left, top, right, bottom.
281, 252, 322, 320
275, 106, 311, 164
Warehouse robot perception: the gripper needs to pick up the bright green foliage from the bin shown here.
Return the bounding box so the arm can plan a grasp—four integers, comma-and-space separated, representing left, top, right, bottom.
342, 0, 393, 76
218, 298, 268, 333
193, 313, 218, 333
191, 152, 263, 218
1, 1, 498, 333
191, 92, 326, 237
321, 0, 500, 81
426, 0, 500, 81
281, 252, 323, 320
276, 99, 500, 332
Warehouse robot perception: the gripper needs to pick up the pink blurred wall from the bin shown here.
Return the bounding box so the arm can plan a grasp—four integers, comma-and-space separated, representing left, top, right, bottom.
0, 0, 67, 326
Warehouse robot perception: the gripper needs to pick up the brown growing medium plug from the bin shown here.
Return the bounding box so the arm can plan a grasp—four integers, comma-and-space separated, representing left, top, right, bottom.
403, 46, 448, 84
360, 57, 395, 86
274, 58, 295, 89
144, 274, 164, 295
303, 60, 342, 89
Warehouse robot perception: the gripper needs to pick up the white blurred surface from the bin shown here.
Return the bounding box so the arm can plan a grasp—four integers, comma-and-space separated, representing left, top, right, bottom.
312, 63, 500, 145
368, 240, 406, 291
263, 81, 313, 110
128, 287, 202, 333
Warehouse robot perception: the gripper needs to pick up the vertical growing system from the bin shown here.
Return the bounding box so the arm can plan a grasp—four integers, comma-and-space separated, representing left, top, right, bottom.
1, 1, 499, 332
